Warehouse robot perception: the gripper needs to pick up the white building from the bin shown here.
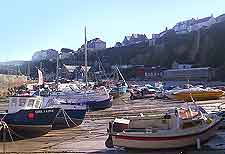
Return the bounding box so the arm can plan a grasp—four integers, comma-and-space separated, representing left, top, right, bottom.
191, 16, 216, 31
32, 49, 58, 62
122, 34, 147, 46
79, 38, 106, 52
87, 38, 106, 50
173, 18, 195, 34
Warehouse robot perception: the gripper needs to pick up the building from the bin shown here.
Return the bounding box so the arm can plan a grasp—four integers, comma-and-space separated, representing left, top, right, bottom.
144, 66, 166, 80
163, 67, 215, 81
80, 38, 106, 52
191, 15, 216, 31
216, 14, 225, 23
61, 64, 78, 80
148, 39, 156, 47
61, 64, 91, 80
60, 48, 75, 59
32, 49, 58, 62
87, 38, 106, 50
152, 27, 168, 39
172, 61, 192, 69
114, 42, 123, 48
122, 34, 148, 46
173, 18, 195, 34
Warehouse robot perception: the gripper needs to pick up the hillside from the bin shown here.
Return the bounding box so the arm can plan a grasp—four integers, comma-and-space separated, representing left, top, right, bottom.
14, 20, 225, 80
89, 20, 225, 70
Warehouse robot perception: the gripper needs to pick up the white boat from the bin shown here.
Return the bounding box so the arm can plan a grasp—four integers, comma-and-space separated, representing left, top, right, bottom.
105, 104, 222, 149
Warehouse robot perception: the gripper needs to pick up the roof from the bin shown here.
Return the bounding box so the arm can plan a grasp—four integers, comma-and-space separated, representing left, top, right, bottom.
195, 17, 211, 24
80, 66, 91, 72
175, 18, 195, 26
63, 64, 78, 73
125, 36, 131, 41
217, 13, 225, 18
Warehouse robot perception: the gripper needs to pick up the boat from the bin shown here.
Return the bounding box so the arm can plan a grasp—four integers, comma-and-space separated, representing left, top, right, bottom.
109, 67, 128, 98
78, 27, 112, 111
34, 69, 88, 129
0, 96, 60, 140
47, 84, 112, 112
166, 86, 224, 101
130, 86, 155, 100
105, 103, 222, 149
42, 94, 87, 129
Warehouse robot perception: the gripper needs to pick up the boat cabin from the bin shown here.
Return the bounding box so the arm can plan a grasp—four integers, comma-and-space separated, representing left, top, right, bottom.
8, 96, 43, 113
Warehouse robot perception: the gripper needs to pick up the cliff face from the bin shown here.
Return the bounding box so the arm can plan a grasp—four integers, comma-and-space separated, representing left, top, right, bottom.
95, 21, 225, 69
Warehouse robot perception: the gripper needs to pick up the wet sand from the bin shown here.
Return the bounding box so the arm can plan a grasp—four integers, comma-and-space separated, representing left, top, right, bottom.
1, 94, 225, 153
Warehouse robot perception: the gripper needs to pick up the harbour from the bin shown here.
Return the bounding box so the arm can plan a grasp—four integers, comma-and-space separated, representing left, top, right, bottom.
1, 2, 225, 153
1, 94, 225, 153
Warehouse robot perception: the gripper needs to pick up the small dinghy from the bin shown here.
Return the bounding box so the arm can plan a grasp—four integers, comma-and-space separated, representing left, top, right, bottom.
105, 104, 222, 149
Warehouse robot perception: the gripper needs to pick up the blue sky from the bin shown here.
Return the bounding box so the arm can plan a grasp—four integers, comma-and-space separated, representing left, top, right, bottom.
0, 0, 225, 62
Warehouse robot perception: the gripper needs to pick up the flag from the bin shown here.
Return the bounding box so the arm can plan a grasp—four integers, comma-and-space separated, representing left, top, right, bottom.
38, 69, 44, 85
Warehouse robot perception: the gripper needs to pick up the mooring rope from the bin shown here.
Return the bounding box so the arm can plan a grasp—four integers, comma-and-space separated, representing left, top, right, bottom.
0, 121, 15, 142
0, 114, 7, 121
62, 109, 78, 127
61, 109, 70, 128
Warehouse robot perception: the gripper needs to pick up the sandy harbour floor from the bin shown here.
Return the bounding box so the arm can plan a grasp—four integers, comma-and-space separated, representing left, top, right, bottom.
1, 94, 225, 154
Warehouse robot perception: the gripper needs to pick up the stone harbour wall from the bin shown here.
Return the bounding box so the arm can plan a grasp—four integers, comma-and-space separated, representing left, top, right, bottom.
0, 74, 27, 97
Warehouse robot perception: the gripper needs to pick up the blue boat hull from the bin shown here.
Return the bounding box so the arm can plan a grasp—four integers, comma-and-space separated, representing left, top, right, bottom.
53, 109, 86, 129
88, 98, 112, 111
0, 108, 59, 140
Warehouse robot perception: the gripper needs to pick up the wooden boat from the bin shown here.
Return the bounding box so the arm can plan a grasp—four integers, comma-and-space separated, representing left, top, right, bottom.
0, 96, 60, 140
105, 105, 222, 149
166, 87, 224, 102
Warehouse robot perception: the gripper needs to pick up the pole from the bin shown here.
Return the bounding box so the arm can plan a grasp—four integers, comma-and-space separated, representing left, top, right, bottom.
84, 26, 88, 87
27, 62, 30, 80
56, 52, 59, 90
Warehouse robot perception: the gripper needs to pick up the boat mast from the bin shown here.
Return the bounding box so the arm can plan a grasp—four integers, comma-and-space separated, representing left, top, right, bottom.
116, 66, 127, 86
84, 26, 88, 87
56, 52, 59, 90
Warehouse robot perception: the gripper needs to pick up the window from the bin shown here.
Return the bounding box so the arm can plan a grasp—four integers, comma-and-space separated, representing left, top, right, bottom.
19, 99, 26, 107
27, 99, 35, 107
11, 98, 17, 107
35, 100, 40, 108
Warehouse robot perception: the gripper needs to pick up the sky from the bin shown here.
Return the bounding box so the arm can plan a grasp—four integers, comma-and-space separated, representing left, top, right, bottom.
0, 0, 225, 62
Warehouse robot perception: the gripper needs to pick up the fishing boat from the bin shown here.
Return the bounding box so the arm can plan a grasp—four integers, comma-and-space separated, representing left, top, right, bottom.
0, 96, 60, 140
105, 103, 222, 149
77, 27, 112, 111
166, 87, 224, 102
42, 94, 87, 129
109, 67, 128, 98
48, 84, 112, 112
34, 69, 88, 129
